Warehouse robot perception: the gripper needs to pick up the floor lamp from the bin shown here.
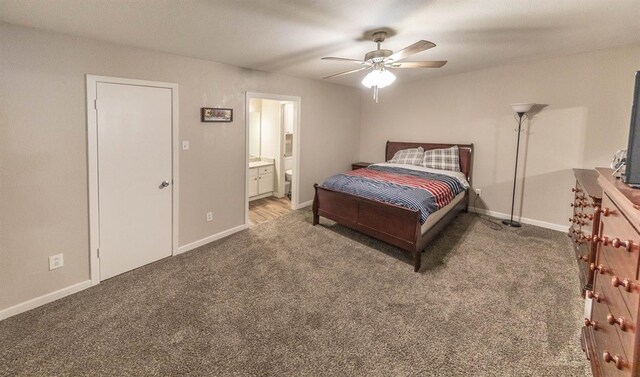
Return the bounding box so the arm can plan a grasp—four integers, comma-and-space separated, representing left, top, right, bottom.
502, 103, 535, 228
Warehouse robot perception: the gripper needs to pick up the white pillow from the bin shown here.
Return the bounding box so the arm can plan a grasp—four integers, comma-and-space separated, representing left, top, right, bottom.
421, 146, 461, 172
388, 147, 424, 166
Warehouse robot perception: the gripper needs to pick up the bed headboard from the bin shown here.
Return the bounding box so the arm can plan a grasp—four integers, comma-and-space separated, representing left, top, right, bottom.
385, 141, 474, 184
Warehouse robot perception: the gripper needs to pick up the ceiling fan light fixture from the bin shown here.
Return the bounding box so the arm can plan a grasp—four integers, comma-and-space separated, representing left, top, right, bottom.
361, 69, 396, 89
378, 69, 396, 88
361, 69, 379, 88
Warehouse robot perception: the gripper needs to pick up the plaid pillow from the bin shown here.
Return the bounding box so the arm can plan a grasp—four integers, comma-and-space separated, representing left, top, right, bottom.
422, 146, 461, 172
388, 147, 424, 166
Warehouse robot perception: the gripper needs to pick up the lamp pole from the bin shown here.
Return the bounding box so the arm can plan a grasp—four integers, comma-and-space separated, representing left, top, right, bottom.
503, 111, 526, 227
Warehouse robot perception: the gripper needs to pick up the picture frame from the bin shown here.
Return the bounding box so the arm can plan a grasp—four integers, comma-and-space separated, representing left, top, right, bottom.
201, 107, 233, 122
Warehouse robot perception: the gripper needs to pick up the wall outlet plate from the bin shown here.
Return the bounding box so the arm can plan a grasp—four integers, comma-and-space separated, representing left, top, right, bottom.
475, 188, 482, 196
182, 140, 190, 150
206, 212, 213, 222
49, 253, 64, 270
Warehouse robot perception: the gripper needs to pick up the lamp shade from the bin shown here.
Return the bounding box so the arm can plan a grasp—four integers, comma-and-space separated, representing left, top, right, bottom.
510, 103, 535, 113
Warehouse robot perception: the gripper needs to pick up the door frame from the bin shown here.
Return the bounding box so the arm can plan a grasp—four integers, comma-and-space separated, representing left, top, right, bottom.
245, 92, 302, 226
86, 75, 180, 286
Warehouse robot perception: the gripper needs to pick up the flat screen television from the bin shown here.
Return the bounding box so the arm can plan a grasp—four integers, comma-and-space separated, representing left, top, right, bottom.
625, 70, 640, 187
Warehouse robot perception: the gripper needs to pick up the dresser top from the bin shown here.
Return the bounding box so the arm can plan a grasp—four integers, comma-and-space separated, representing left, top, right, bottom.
573, 168, 602, 201
596, 167, 640, 228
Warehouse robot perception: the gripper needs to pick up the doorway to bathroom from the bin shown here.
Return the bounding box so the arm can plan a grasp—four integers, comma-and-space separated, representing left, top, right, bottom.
245, 92, 301, 227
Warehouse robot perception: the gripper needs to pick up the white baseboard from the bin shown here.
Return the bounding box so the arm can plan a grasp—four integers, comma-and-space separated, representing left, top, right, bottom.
470, 207, 568, 232
0, 280, 92, 321
296, 199, 313, 209
176, 223, 248, 255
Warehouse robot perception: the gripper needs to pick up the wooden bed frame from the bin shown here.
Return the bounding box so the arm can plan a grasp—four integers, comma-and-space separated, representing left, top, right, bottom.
312, 141, 474, 272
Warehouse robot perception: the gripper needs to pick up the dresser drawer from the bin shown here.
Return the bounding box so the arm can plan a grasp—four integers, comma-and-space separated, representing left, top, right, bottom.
594, 258, 637, 366
591, 297, 632, 376
594, 251, 639, 322
599, 194, 640, 280
596, 254, 636, 321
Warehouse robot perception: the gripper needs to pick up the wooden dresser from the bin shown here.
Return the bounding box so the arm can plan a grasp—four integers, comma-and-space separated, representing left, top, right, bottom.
570, 169, 603, 297
583, 168, 640, 376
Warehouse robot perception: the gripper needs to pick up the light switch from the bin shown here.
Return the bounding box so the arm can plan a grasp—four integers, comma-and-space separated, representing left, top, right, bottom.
182, 140, 190, 150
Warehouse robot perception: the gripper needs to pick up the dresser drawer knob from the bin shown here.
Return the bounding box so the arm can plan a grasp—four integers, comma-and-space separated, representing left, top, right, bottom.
611, 276, 635, 292
577, 213, 594, 220
568, 218, 587, 225
595, 206, 611, 216
590, 263, 608, 274
577, 255, 588, 262
587, 291, 602, 302
603, 351, 626, 369
607, 313, 631, 332
594, 236, 610, 245
584, 318, 598, 329
611, 238, 636, 252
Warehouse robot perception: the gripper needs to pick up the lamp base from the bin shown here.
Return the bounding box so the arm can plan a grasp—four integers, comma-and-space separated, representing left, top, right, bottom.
502, 219, 522, 228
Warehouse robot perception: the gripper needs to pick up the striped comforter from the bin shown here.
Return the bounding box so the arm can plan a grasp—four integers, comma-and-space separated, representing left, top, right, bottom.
320, 165, 467, 224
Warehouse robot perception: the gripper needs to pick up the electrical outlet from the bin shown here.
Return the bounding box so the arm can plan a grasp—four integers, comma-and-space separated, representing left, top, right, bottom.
49, 253, 64, 270
475, 188, 482, 197
206, 212, 213, 222
182, 140, 190, 150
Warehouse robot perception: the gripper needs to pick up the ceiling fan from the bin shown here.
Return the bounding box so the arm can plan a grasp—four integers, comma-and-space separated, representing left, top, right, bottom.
321, 30, 447, 102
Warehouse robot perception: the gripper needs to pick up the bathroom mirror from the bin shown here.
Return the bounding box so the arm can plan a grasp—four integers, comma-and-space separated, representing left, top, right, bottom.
249, 111, 261, 158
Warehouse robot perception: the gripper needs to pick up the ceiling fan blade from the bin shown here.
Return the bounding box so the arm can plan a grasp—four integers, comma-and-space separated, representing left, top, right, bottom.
321, 57, 367, 65
386, 40, 436, 63
323, 67, 369, 80
386, 61, 448, 68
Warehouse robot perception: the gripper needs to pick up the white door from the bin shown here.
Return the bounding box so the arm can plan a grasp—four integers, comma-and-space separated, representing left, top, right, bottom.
96, 82, 173, 280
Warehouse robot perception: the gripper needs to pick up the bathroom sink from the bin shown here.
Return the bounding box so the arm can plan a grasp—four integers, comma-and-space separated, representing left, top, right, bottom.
249, 160, 273, 168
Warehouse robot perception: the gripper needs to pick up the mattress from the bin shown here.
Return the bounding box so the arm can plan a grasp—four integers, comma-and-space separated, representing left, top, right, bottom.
420, 190, 466, 234
321, 162, 469, 224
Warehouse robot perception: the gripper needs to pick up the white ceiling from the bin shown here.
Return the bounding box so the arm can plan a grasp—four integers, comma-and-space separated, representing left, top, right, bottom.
2, 0, 640, 87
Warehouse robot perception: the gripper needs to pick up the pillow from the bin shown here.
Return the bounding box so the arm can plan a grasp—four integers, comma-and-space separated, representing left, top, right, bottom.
388, 146, 424, 166
421, 146, 461, 172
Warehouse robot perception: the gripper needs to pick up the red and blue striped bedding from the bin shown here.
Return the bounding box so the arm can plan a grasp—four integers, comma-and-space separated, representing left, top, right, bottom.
320, 165, 467, 224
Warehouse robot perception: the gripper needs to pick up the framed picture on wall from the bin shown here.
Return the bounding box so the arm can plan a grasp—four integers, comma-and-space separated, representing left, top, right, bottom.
201, 108, 233, 122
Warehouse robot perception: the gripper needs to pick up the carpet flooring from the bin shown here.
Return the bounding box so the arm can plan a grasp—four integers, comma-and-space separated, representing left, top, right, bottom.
0, 210, 590, 376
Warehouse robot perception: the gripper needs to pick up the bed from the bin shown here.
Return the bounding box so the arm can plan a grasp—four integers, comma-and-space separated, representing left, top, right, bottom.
312, 141, 474, 272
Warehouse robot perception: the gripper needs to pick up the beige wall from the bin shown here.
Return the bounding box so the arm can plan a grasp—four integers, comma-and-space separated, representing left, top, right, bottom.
360, 44, 640, 228
0, 23, 361, 311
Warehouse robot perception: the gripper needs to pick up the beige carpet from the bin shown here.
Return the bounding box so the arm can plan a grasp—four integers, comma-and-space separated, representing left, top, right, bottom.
0, 210, 590, 376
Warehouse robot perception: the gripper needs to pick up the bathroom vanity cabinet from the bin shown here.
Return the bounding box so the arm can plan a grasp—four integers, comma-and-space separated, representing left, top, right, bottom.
249, 163, 274, 199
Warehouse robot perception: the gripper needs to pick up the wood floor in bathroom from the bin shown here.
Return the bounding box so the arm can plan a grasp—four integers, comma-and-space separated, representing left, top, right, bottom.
248, 196, 292, 227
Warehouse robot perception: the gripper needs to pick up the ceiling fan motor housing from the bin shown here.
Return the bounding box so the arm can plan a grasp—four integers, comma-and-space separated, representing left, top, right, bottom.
365, 49, 392, 63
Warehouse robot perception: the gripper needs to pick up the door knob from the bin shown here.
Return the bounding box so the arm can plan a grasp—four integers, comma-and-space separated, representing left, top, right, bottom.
159, 180, 170, 189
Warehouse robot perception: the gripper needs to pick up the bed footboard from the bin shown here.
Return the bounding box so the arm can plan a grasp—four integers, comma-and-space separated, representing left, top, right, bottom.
313, 184, 422, 268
